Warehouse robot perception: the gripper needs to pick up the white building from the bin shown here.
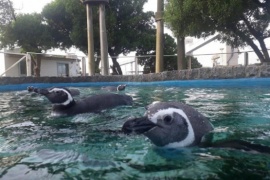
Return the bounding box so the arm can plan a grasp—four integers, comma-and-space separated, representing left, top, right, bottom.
0, 49, 81, 77
185, 36, 239, 67
212, 45, 239, 67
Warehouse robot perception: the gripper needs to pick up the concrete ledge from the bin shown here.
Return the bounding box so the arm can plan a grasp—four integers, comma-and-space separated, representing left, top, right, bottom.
0, 65, 269, 85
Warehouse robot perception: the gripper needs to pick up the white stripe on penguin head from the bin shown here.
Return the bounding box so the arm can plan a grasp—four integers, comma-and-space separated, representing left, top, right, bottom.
49, 88, 73, 106
148, 108, 195, 148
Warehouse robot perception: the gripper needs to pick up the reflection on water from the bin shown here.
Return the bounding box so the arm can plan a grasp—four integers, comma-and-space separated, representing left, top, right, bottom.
0, 86, 270, 179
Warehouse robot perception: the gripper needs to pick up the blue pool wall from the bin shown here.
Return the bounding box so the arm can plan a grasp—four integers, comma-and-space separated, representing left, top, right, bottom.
1, 77, 270, 92
1, 65, 270, 91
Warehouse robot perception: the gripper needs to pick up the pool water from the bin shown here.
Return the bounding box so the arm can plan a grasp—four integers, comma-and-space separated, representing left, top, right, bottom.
0, 82, 270, 179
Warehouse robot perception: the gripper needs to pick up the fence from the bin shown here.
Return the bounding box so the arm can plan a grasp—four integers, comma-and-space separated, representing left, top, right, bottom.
117, 49, 269, 75
0, 49, 269, 77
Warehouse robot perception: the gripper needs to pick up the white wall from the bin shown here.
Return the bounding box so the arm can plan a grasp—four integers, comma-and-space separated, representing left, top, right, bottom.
40, 60, 58, 76
4, 55, 24, 77
0, 53, 5, 76
186, 38, 231, 67
40, 59, 80, 77
186, 36, 270, 67
225, 45, 239, 66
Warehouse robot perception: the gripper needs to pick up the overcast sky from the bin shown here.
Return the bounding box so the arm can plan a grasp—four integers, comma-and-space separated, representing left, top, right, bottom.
11, 0, 156, 14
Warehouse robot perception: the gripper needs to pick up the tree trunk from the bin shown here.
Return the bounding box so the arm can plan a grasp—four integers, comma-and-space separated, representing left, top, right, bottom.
95, 57, 101, 74
232, 27, 267, 63
241, 17, 270, 63
245, 37, 267, 63
110, 57, 123, 75
257, 38, 270, 63
30, 54, 41, 77
177, 36, 185, 70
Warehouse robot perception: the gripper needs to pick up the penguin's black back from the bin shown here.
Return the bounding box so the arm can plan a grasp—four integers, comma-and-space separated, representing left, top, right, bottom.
52, 93, 133, 115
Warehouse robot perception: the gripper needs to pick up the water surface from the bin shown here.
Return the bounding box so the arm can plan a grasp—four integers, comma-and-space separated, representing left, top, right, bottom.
0, 83, 270, 179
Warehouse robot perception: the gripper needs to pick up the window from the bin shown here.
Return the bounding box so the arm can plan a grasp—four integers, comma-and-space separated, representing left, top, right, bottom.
57, 63, 69, 77
19, 59, 26, 76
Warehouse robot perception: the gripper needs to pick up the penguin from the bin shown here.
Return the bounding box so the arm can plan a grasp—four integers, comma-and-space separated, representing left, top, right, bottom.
28, 86, 80, 96
122, 101, 214, 148
122, 101, 270, 153
101, 84, 126, 92
27, 86, 133, 116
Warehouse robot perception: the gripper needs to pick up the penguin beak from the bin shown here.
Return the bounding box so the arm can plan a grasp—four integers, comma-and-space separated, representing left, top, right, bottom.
122, 117, 156, 134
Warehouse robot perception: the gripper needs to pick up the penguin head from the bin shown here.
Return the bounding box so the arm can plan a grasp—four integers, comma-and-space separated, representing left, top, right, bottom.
117, 84, 126, 91
122, 102, 214, 148
36, 87, 74, 106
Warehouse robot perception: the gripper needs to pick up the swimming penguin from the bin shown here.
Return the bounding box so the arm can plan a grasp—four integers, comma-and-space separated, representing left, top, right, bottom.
122, 101, 270, 153
27, 86, 133, 116
28, 86, 80, 96
101, 84, 126, 92
122, 101, 213, 148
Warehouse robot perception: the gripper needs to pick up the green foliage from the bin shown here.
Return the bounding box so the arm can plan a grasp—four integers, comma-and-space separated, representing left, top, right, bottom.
0, 13, 54, 52
0, 13, 55, 76
42, 0, 88, 52
0, 0, 15, 27
106, 0, 154, 56
137, 33, 202, 73
42, 0, 155, 74
165, 0, 270, 63
183, 56, 202, 70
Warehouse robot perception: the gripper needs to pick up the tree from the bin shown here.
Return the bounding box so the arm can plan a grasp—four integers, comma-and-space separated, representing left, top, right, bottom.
42, 0, 88, 51
42, 0, 155, 75
0, 13, 55, 76
165, 0, 270, 63
137, 32, 202, 73
106, 0, 154, 75
0, 0, 15, 27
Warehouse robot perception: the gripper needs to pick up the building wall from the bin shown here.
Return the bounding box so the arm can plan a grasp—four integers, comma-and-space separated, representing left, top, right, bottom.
40, 59, 80, 77
0, 53, 6, 76
186, 38, 224, 67
225, 45, 239, 66
4, 54, 25, 77
186, 37, 240, 67
69, 60, 81, 76
40, 59, 58, 76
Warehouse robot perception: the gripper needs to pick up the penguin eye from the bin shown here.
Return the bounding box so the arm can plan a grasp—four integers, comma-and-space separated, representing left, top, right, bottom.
163, 115, 173, 124
55, 90, 61, 94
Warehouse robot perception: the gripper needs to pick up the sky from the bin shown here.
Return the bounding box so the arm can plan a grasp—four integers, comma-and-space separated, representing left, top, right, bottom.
12, 0, 157, 15
12, 0, 52, 13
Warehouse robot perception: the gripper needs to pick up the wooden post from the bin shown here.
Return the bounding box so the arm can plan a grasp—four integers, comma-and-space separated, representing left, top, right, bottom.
82, 57, 86, 76
155, 0, 164, 73
135, 56, 138, 75
177, 37, 185, 70
188, 56, 192, 70
26, 53, 31, 76
244, 52, 249, 66
86, 4, 95, 75
99, 4, 109, 75
81, 0, 109, 75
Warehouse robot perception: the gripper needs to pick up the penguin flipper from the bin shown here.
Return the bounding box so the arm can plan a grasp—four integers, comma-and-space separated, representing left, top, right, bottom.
202, 139, 270, 154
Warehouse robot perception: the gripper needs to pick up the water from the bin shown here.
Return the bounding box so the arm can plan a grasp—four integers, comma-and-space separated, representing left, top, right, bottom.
0, 82, 270, 179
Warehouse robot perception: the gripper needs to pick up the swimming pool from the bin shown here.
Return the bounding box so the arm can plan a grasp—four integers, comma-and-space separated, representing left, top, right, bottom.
0, 78, 270, 179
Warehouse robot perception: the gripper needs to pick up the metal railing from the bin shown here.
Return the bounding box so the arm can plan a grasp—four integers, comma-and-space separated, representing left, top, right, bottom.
118, 49, 270, 75
0, 49, 269, 76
